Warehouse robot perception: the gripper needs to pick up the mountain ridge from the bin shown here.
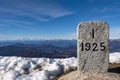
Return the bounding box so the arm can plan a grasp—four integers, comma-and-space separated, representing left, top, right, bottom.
0, 39, 119, 58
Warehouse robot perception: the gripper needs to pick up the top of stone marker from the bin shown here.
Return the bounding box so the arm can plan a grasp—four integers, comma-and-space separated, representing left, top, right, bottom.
77, 21, 109, 28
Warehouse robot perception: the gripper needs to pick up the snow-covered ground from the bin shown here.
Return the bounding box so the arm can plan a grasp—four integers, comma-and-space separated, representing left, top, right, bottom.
109, 52, 120, 63
0, 52, 120, 80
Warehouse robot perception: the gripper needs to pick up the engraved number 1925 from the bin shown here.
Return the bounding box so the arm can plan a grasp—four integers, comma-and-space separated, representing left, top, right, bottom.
81, 42, 105, 51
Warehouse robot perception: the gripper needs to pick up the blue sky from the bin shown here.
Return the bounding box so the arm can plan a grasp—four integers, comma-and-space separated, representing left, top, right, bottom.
0, 0, 120, 40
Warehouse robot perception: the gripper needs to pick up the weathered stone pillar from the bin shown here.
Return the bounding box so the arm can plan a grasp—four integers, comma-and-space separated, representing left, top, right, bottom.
77, 21, 109, 72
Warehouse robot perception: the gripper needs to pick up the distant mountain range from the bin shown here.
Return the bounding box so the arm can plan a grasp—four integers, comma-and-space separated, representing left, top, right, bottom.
0, 39, 120, 58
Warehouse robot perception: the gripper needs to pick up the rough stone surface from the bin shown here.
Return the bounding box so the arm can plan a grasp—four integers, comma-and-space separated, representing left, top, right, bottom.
57, 70, 120, 80
77, 21, 109, 72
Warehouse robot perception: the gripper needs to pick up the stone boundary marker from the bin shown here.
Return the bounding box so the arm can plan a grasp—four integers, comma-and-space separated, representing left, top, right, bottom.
77, 21, 109, 72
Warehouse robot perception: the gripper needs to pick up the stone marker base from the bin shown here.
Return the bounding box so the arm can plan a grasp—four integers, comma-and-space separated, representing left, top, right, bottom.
57, 71, 120, 80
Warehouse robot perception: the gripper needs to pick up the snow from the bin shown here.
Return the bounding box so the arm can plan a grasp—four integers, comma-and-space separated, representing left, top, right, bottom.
0, 52, 120, 80
109, 52, 120, 63
0, 57, 77, 80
